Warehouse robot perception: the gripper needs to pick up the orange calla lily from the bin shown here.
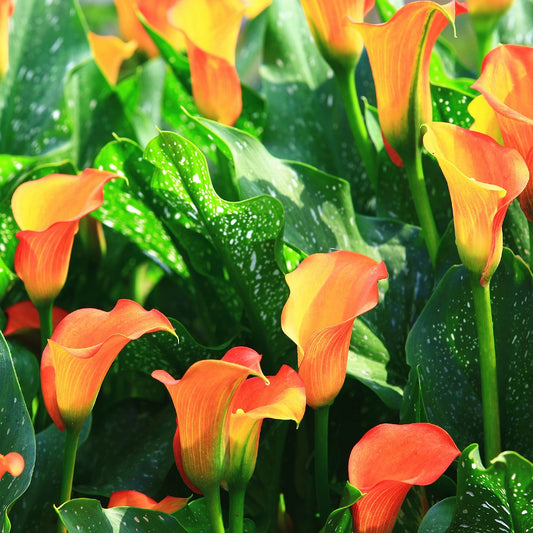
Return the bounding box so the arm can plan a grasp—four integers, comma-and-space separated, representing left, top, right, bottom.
281, 251, 388, 409
0, 0, 13, 79
300, 0, 375, 70
114, 0, 185, 57
11, 169, 119, 308
0, 452, 24, 480
152, 346, 267, 494
472, 44, 533, 220
226, 364, 306, 488
350, 1, 466, 166
4, 300, 68, 336
41, 299, 175, 432
168, 0, 271, 125
423, 122, 528, 286
88, 33, 137, 85
468, 94, 502, 143
349, 423, 460, 533
108, 490, 188, 513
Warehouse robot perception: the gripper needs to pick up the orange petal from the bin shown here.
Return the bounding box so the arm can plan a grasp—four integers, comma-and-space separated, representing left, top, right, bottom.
281, 251, 388, 409
11, 169, 119, 306
186, 39, 242, 126
472, 44, 533, 220
226, 365, 306, 485
41, 299, 175, 431
88, 32, 137, 85
352, 1, 466, 166
0, 0, 13, 78
423, 122, 528, 285
0, 452, 24, 480
152, 348, 265, 494
349, 423, 460, 533
108, 490, 188, 513
4, 300, 68, 336
300, 0, 375, 68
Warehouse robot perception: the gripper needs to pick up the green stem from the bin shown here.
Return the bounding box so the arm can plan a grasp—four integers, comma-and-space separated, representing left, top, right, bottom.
404, 150, 440, 265
468, 274, 501, 462
57, 426, 81, 533
314, 405, 330, 523
203, 486, 226, 533
228, 484, 246, 533
335, 66, 378, 192
474, 28, 494, 74
37, 301, 53, 352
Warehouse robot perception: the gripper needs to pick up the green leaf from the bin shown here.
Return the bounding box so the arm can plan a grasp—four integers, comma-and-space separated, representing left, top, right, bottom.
498, 0, 533, 47
320, 482, 362, 533
0, 0, 90, 158
57, 498, 183, 533
418, 497, 455, 533
173, 498, 212, 533
8, 341, 39, 415
0, 334, 35, 532
503, 200, 530, 265
402, 249, 533, 457
448, 444, 533, 532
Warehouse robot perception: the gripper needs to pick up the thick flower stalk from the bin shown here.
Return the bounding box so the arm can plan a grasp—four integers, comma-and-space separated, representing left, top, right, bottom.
281, 250, 387, 520
0, 452, 24, 481
349, 423, 460, 533
423, 121, 528, 461
168, 0, 271, 125
350, 1, 467, 263
108, 490, 188, 513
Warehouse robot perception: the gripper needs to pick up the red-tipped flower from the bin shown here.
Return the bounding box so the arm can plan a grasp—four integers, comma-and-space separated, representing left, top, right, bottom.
281, 251, 387, 409
41, 299, 175, 431
349, 423, 460, 533
108, 490, 188, 514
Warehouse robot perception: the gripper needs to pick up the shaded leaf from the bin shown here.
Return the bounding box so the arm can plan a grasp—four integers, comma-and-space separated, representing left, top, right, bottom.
320, 482, 362, 533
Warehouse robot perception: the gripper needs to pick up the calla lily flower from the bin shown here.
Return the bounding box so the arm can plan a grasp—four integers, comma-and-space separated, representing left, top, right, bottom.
88, 33, 137, 85
0, 0, 13, 79
152, 347, 267, 494
168, 0, 271, 125
468, 95, 502, 143
350, 1, 466, 166
41, 299, 175, 432
114, 0, 185, 57
423, 122, 528, 286
108, 490, 188, 513
281, 251, 388, 409
226, 364, 306, 488
472, 44, 533, 220
466, 0, 514, 37
0, 452, 24, 480
349, 423, 460, 533
4, 300, 68, 336
11, 169, 119, 308
300, 0, 375, 70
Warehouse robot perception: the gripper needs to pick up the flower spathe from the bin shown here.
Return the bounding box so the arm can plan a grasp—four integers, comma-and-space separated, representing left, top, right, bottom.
349, 423, 460, 533
226, 364, 306, 487
423, 122, 528, 286
41, 299, 175, 432
108, 490, 188, 513
88, 32, 137, 85
3, 300, 68, 336
0, 452, 24, 480
300, 0, 375, 71
350, 1, 466, 166
281, 251, 388, 409
472, 44, 533, 220
466, 0, 514, 36
152, 346, 267, 494
11, 169, 119, 307
0, 0, 13, 79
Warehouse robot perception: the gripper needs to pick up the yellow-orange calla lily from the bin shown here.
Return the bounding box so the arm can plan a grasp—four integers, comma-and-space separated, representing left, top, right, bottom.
226, 364, 306, 488
41, 299, 175, 431
88, 33, 137, 86
466, 0, 514, 16
0, 0, 13, 79
281, 251, 388, 409
0, 452, 24, 480
168, 0, 271, 125
350, 1, 466, 166
300, 0, 375, 70
423, 122, 528, 286
152, 346, 267, 495
108, 490, 188, 513
349, 423, 460, 533
468, 94, 502, 143
11, 169, 119, 308
114, 0, 185, 57
472, 44, 533, 220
